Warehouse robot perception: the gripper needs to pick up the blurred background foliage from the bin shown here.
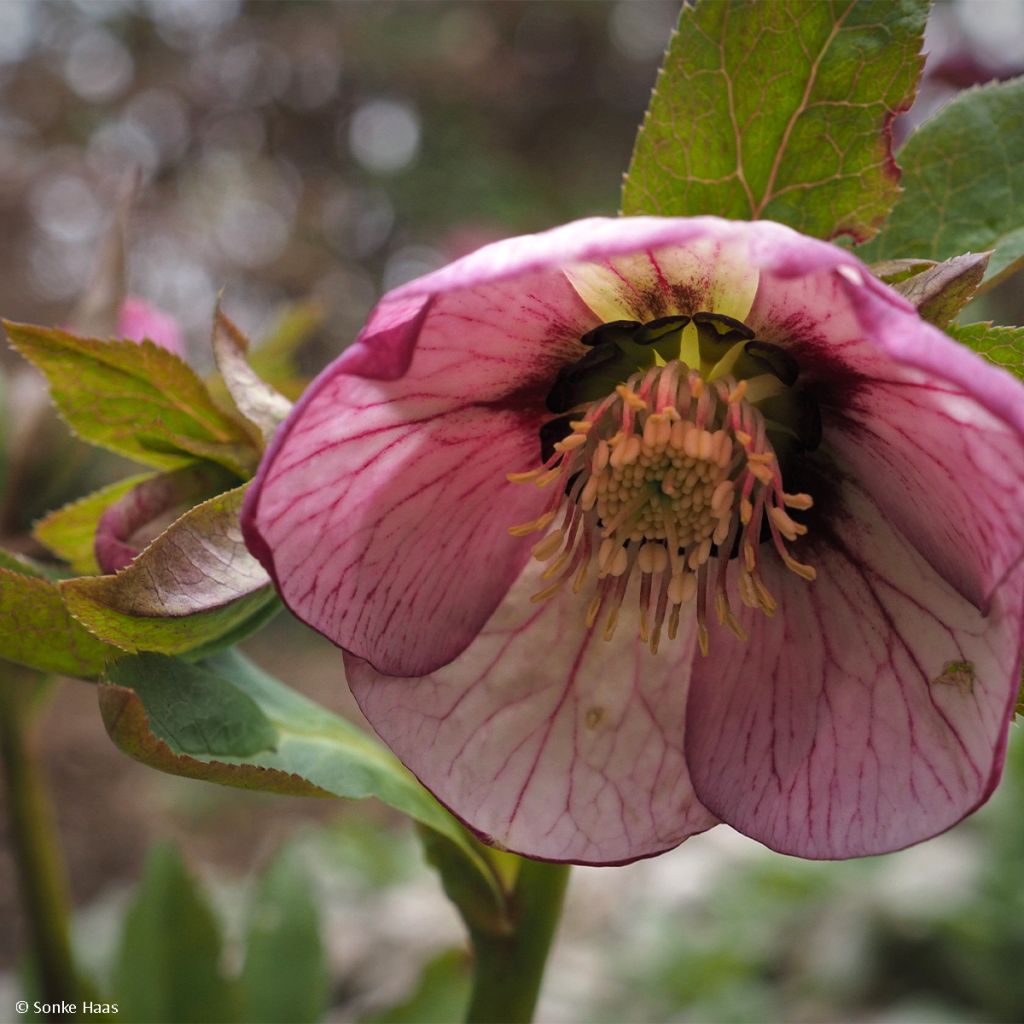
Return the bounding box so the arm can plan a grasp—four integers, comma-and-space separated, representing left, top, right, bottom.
1, 1, 1024, 1021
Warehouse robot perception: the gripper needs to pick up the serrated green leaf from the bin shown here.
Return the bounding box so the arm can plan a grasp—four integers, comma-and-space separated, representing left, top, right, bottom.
107, 653, 278, 757
241, 850, 328, 1024
860, 77, 1024, 286
212, 307, 292, 443
61, 484, 274, 656
947, 322, 1024, 379
34, 474, 154, 575
114, 843, 239, 1024
0, 568, 115, 677
99, 649, 508, 926
4, 321, 257, 475
891, 251, 990, 328
870, 257, 937, 284
622, 0, 928, 241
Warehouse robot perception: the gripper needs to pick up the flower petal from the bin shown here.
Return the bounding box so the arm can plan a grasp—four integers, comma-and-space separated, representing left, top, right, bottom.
829, 380, 1024, 614
244, 396, 544, 677
685, 479, 1024, 859
564, 237, 760, 324
242, 271, 592, 676
244, 217, 779, 676
347, 563, 718, 865
747, 259, 1024, 612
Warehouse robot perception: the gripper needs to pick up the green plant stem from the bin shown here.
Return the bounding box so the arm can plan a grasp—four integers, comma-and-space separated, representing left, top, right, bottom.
465, 859, 571, 1024
0, 677, 79, 1013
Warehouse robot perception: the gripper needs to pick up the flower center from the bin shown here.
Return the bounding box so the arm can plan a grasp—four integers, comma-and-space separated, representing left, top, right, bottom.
508, 314, 818, 654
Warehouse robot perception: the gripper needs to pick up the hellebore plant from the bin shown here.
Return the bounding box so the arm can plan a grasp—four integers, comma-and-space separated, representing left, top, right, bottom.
8, 2, 1024, 1021
242, 215, 1024, 864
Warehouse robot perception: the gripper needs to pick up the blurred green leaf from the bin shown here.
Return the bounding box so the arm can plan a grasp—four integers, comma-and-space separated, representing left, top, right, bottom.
114, 843, 239, 1024
249, 302, 322, 401
241, 849, 328, 1024
890, 252, 990, 328
212, 307, 292, 444
0, 547, 64, 580
0, 567, 115, 677
61, 484, 274, 656
4, 321, 257, 475
33, 473, 153, 575
622, 0, 927, 241
364, 949, 471, 1024
860, 77, 1024, 286
99, 649, 507, 924
946, 322, 1024, 380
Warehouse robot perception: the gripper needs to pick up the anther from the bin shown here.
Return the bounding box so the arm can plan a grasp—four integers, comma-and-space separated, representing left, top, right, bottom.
512, 354, 817, 654
507, 468, 546, 483
697, 624, 709, 657
783, 555, 817, 581
783, 492, 814, 510
769, 506, 807, 541
616, 384, 647, 411
532, 530, 565, 561
509, 510, 556, 537
554, 434, 587, 452
743, 542, 757, 572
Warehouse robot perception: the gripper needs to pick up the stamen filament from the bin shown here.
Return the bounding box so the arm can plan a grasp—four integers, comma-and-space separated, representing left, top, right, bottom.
509, 358, 815, 653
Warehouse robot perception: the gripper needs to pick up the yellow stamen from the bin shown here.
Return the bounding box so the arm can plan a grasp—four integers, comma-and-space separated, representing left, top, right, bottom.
615, 384, 647, 411
507, 468, 545, 483
783, 555, 817, 581
508, 510, 555, 537
532, 530, 565, 561
728, 379, 748, 404
783, 491, 814, 510
554, 433, 587, 452
508, 359, 816, 655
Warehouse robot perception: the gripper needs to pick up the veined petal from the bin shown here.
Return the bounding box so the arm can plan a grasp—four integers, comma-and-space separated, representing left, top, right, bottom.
564, 238, 759, 325
830, 382, 1024, 614
244, 385, 548, 677
243, 262, 596, 676
685, 479, 1024, 859
245, 217, 779, 675
747, 262, 1024, 612
347, 563, 717, 865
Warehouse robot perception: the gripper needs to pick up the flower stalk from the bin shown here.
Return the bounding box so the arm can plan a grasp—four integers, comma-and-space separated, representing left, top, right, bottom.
465, 858, 571, 1024
0, 674, 80, 1013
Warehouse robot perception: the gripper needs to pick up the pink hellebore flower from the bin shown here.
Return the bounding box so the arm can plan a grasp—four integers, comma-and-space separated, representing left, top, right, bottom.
117, 295, 185, 357
242, 217, 1024, 865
